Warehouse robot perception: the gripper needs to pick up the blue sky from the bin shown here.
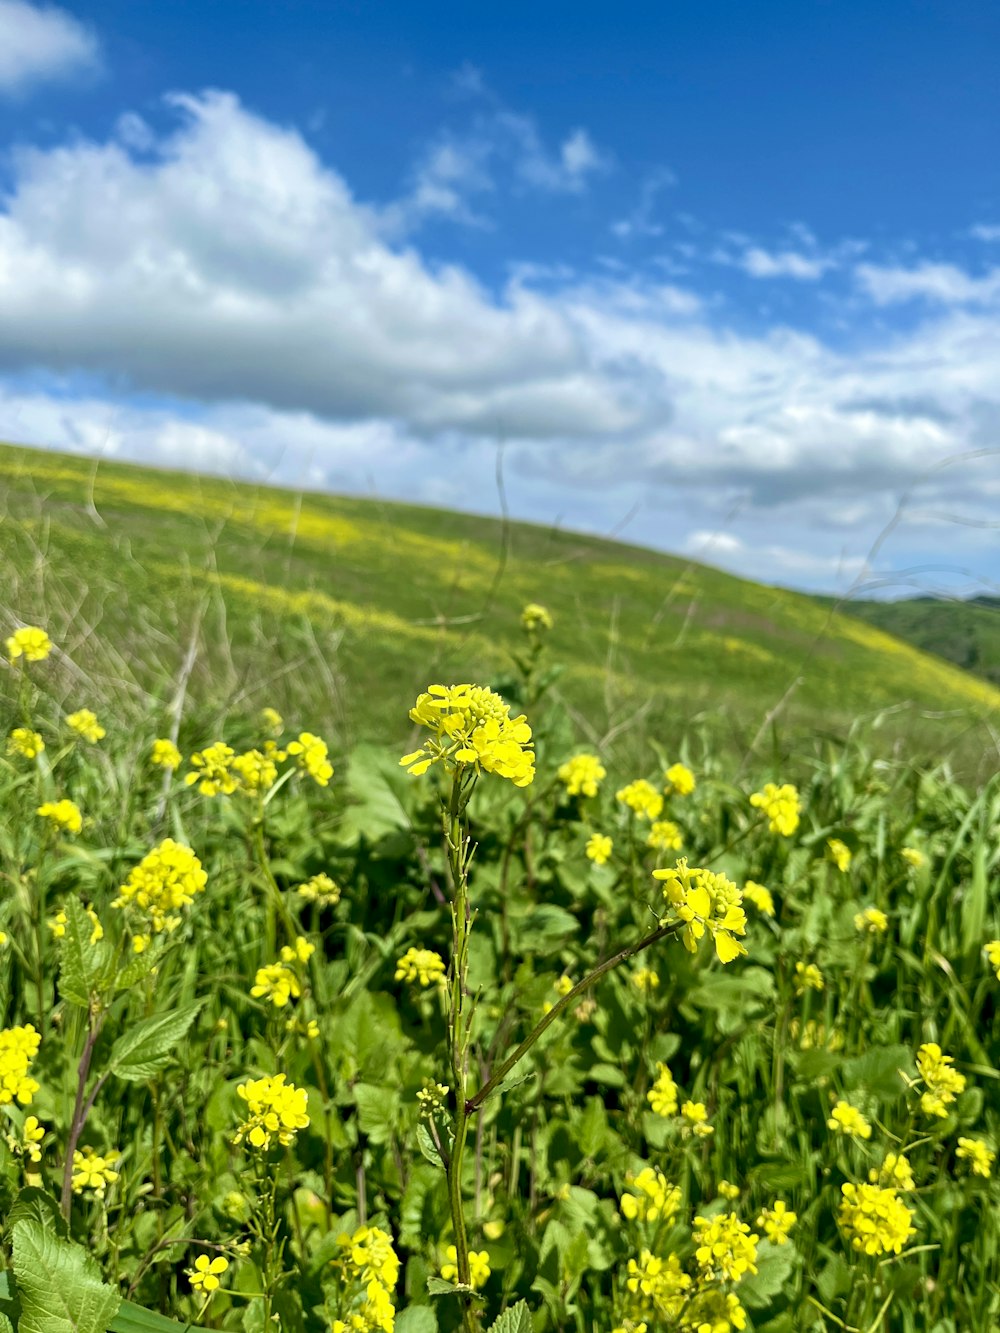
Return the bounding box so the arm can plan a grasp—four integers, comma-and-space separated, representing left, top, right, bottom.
2, 0, 1000, 595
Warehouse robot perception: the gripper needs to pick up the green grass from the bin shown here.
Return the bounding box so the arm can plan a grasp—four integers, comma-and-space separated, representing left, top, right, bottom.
2, 439, 1000, 781
842, 595, 1000, 687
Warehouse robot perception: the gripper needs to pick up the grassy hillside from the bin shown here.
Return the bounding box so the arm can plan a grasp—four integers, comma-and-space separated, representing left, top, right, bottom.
844, 595, 1000, 687
2, 439, 1000, 775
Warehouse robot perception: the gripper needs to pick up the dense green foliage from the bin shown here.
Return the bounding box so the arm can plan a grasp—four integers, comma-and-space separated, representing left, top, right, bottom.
846, 596, 1000, 688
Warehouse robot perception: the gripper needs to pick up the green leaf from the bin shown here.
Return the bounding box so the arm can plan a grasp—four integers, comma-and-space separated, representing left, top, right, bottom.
486, 1301, 533, 1333
57, 898, 108, 1008
354, 1082, 400, 1145
426, 1277, 473, 1298
111, 1299, 215, 1333
108, 1001, 203, 1082
0, 1313, 13, 1333
12, 1220, 121, 1333
416, 1122, 447, 1169
841, 1046, 910, 1100
395, 1309, 439, 1333
9, 1187, 68, 1239
739, 1240, 797, 1310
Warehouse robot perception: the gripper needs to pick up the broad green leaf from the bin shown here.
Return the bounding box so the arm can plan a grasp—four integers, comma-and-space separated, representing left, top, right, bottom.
426, 1277, 473, 1298
9, 1186, 68, 1239
108, 1001, 203, 1082
111, 1298, 214, 1333
739, 1240, 797, 1310
395, 1309, 439, 1333
486, 1302, 533, 1333
57, 898, 108, 1008
12, 1220, 121, 1333
354, 1082, 400, 1144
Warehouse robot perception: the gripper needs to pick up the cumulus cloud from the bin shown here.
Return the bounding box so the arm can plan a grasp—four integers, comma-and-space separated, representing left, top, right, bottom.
856, 261, 1000, 306
738, 247, 834, 280
0, 0, 99, 96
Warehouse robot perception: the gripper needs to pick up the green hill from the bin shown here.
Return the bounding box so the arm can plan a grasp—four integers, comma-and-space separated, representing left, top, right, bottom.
2, 440, 999, 774
842, 595, 1000, 687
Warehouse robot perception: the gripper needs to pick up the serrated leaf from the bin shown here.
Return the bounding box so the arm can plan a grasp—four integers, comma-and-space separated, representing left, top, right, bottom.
108, 1001, 203, 1082
486, 1301, 533, 1333
426, 1276, 473, 1298
9, 1186, 69, 1239
57, 898, 108, 1007
112, 943, 165, 994
12, 1220, 121, 1333
739, 1240, 797, 1310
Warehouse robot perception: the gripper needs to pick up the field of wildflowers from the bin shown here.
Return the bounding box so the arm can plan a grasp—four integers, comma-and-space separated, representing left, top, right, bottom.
2, 604, 1000, 1333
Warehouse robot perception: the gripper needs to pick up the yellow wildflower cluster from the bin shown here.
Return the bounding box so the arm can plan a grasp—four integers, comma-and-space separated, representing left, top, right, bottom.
261, 706, 284, 734
871, 1152, 915, 1191
187, 1255, 229, 1293
719, 1181, 741, 1202
231, 747, 280, 791
66, 708, 105, 743
4, 1114, 45, 1164
749, 782, 800, 836
186, 742, 240, 795
150, 738, 182, 769
233, 1073, 310, 1149
333, 1225, 400, 1332
647, 819, 682, 852
401, 684, 534, 787
6, 626, 52, 662
647, 1062, 679, 1117
916, 1042, 966, 1118
742, 881, 774, 916
624, 1249, 692, 1326
616, 779, 663, 820
416, 1081, 449, 1117
585, 832, 613, 865
794, 962, 824, 994
664, 762, 696, 796
855, 906, 888, 934
557, 752, 606, 798
901, 846, 926, 869
72, 1146, 121, 1196
441, 1244, 491, 1290
48, 903, 103, 943
827, 837, 852, 871
693, 1211, 759, 1283
632, 967, 659, 993
957, 1137, 995, 1178
6, 727, 44, 759
756, 1201, 797, 1244
37, 799, 83, 834
0, 1025, 41, 1105
520, 603, 552, 632
394, 947, 446, 988
298, 872, 342, 904
112, 838, 207, 946
837, 1182, 916, 1256
621, 1166, 681, 1223
653, 859, 747, 964
287, 731, 334, 785
251, 963, 301, 1008
681, 1100, 714, 1137
827, 1100, 872, 1140
985, 940, 1000, 981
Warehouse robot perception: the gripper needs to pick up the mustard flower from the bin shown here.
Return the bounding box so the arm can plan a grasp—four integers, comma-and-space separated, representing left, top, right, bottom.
439, 1244, 491, 1290
186, 742, 239, 796
6, 728, 44, 759
647, 1062, 678, 1117
653, 859, 747, 964
742, 881, 775, 916
542, 974, 575, 1014
827, 1100, 872, 1140
280, 935, 315, 965
837, 1182, 916, 1256
261, 706, 284, 735
150, 738, 182, 769
681, 1101, 714, 1136
250, 963, 301, 1008
6, 626, 52, 662
692, 1212, 759, 1282
521, 602, 552, 632
632, 967, 660, 993
855, 906, 888, 934
916, 1042, 966, 1118
794, 961, 824, 994
4, 1114, 44, 1164
66, 709, 105, 743
0, 931, 6, 948
395, 947, 446, 988
71, 1146, 120, 1196
663, 762, 696, 796
756, 1200, 797, 1244
901, 846, 926, 869
827, 837, 852, 871
616, 779, 664, 820
749, 782, 800, 836
625, 1249, 691, 1322
187, 1255, 229, 1293
297, 872, 341, 905
646, 820, 682, 852
233, 1073, 310, 1149
339, 1225, 400, 1289
47, 909, 67, 938
683, 1290, 748, 1332
870, 1152, 915, 1191
719, 1180, 741, 1201
286, 731, 333, 785
557, 752, 606, 798
36, 799, 83, 835
621, 1166, 681, 1223
957, 1137, 995, 1178
0, 1025, 41, 1105
416, 1082, 449, 1116
586, 832, 613, 865
231, 747, 279, 791
112, 838, 207, 940
984, 940, 1000, 981
402, 684, 534, 787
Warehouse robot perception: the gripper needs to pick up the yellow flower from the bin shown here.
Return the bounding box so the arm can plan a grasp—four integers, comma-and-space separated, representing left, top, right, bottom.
719, 1180, 741, 1201
187, 1254, 229, 1293
401, 684, 534, 787
870, 1151, 915, 1191
742, 881, 775, 916
150, 738, 182, 769
664, 762, 696, 796
338, 1224, 400, 1289
112, 838, 207, 937
756, 1200, 797, 1244
233, 1073, 309, 1149
395, 947, 447, 987
250, 963, 301, 1008
749, 782, 800, 836
6, 728, 44, 759
837, 1182, 916, 1256
647, 1063, 678, 1117
440, 1245, 491, 1290
416, 1082, 449, 1116
957, 1137, 995, 1178
66, 709, 105, 743
261, 706, 284, 735
4, 1114, 45, 1164
6, 626, 52, 662
916, 1042, 966, 1118
231, 747, 279, 791
794, 961, 824, 994
646, 820, 683, 852
71, 1146, 120, 1196
47, 909, 67, 938
521, 603, 552, 632
286, 731, 333, 786
557, 752, 606, 798
984, 939, 1000, 981
280, 935, 315, 965
616, 779, 663, 820
827, 1100, 872, 1139
855, 906, 888, 934
0, 1024, 41, 1106
632, 967, 659, 993
682, 1100, 714, 1136
653, 859, 747, 964
621, 1166, 681, 1223
692, 1212, 758, 1282
827, 837, 852, 871
901, 846, 926, 869
585, 832, 613, 865
297, 872, 341, 904
36, 799, 83, 835
185, 742, 239, 796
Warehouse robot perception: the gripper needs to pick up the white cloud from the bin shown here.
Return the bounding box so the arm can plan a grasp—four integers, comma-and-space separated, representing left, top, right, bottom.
0, 0, 99, 96
970, 224, 1000, 243
739, 246, 834, 280
856, 261, 1000, 306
